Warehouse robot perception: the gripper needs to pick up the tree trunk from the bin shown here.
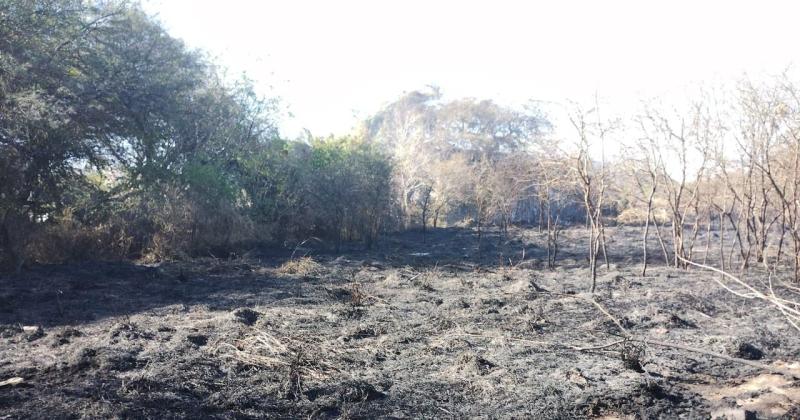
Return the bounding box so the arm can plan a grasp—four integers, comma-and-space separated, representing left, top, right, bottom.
0, 211, 23, 274
641, 209, 652, 277
702, 216, 712, 266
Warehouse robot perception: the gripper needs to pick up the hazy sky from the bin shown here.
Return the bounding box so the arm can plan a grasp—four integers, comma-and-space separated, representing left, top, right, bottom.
142, 0, 800, 139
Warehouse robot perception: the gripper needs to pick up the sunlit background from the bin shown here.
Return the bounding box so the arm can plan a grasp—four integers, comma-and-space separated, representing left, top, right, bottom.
144, 0, 799, 140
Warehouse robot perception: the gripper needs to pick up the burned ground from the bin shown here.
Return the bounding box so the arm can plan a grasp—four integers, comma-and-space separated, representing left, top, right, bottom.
1, 227, 799, 419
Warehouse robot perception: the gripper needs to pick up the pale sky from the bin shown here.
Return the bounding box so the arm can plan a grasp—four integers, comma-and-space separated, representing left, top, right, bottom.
142, 0, 800, 140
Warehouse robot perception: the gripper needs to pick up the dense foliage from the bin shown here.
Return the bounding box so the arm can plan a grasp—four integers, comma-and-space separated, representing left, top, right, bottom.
0, 1, 394, 269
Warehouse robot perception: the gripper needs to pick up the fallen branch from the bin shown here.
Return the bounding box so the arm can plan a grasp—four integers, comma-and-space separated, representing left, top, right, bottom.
574, 339, 627, 352
676, 255, 800, 333
558, 291, 800, 381
0, 377, 24, 388
452, 330, 628, 354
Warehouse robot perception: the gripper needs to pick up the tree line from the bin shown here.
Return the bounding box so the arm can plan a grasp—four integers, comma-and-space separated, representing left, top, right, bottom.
5, 1, 800, 296
362, 78, 800, 292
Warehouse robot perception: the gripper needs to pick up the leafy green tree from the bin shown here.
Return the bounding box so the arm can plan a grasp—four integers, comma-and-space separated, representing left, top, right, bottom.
304, 136, 393, 249
0, 0, 279, 266
0, 0, 126, 269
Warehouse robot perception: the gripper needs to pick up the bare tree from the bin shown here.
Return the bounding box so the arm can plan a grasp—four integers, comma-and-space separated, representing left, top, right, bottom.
536, 155, 571, 269
568, 101, 613, 292
639, 98, 717, 269
363, 89, 440, 229
626, 127, 667, 276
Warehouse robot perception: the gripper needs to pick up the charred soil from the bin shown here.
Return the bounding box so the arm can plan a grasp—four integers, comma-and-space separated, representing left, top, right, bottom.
1, 227, 799, 419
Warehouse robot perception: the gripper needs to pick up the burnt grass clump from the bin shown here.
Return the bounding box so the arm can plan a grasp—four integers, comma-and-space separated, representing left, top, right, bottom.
1, 226, 799, 418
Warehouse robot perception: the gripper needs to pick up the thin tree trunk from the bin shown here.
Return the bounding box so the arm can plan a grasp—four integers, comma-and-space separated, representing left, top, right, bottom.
702, 216, 712, 266
600, 223, 610, 269
720, 210, 726, 281
651, 213, 670, 265
641, 186, 656, 276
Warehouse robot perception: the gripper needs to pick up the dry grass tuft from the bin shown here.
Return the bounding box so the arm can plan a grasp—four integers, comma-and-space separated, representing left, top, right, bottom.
348, 282, 367, 307
215, 331, 340, 398
620, 339, 646, 372
276, 257, 323, 276
408, 265, 442, 291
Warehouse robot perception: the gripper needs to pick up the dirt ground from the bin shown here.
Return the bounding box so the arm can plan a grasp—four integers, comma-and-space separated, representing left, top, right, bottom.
1, 226, 800, 419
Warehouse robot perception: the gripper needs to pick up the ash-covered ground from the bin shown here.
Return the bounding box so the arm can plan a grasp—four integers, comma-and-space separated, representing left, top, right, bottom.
1, 227, 799, 419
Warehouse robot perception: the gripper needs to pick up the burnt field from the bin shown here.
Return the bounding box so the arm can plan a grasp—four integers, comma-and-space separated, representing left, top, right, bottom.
1, 226, 799, 419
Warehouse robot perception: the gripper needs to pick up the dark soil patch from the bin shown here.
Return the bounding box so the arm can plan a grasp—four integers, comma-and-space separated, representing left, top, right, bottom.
733, 342, 765, 360
233, 308, 260, 326
187, 334, 208, 347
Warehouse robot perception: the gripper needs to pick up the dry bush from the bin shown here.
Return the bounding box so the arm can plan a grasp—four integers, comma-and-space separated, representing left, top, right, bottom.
348, 281, 367, 307
615, 204, 670, 226
129, 186, 257, 262
277, 256, 323, 276
184, 202, 256, 258
14, 184, 260, 267
452, 217, 477, 228
27, 225, 125, 263
24, 211, 132, 264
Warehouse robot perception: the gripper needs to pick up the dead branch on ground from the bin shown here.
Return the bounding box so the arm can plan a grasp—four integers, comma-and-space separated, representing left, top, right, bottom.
676, 255, 800, 333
